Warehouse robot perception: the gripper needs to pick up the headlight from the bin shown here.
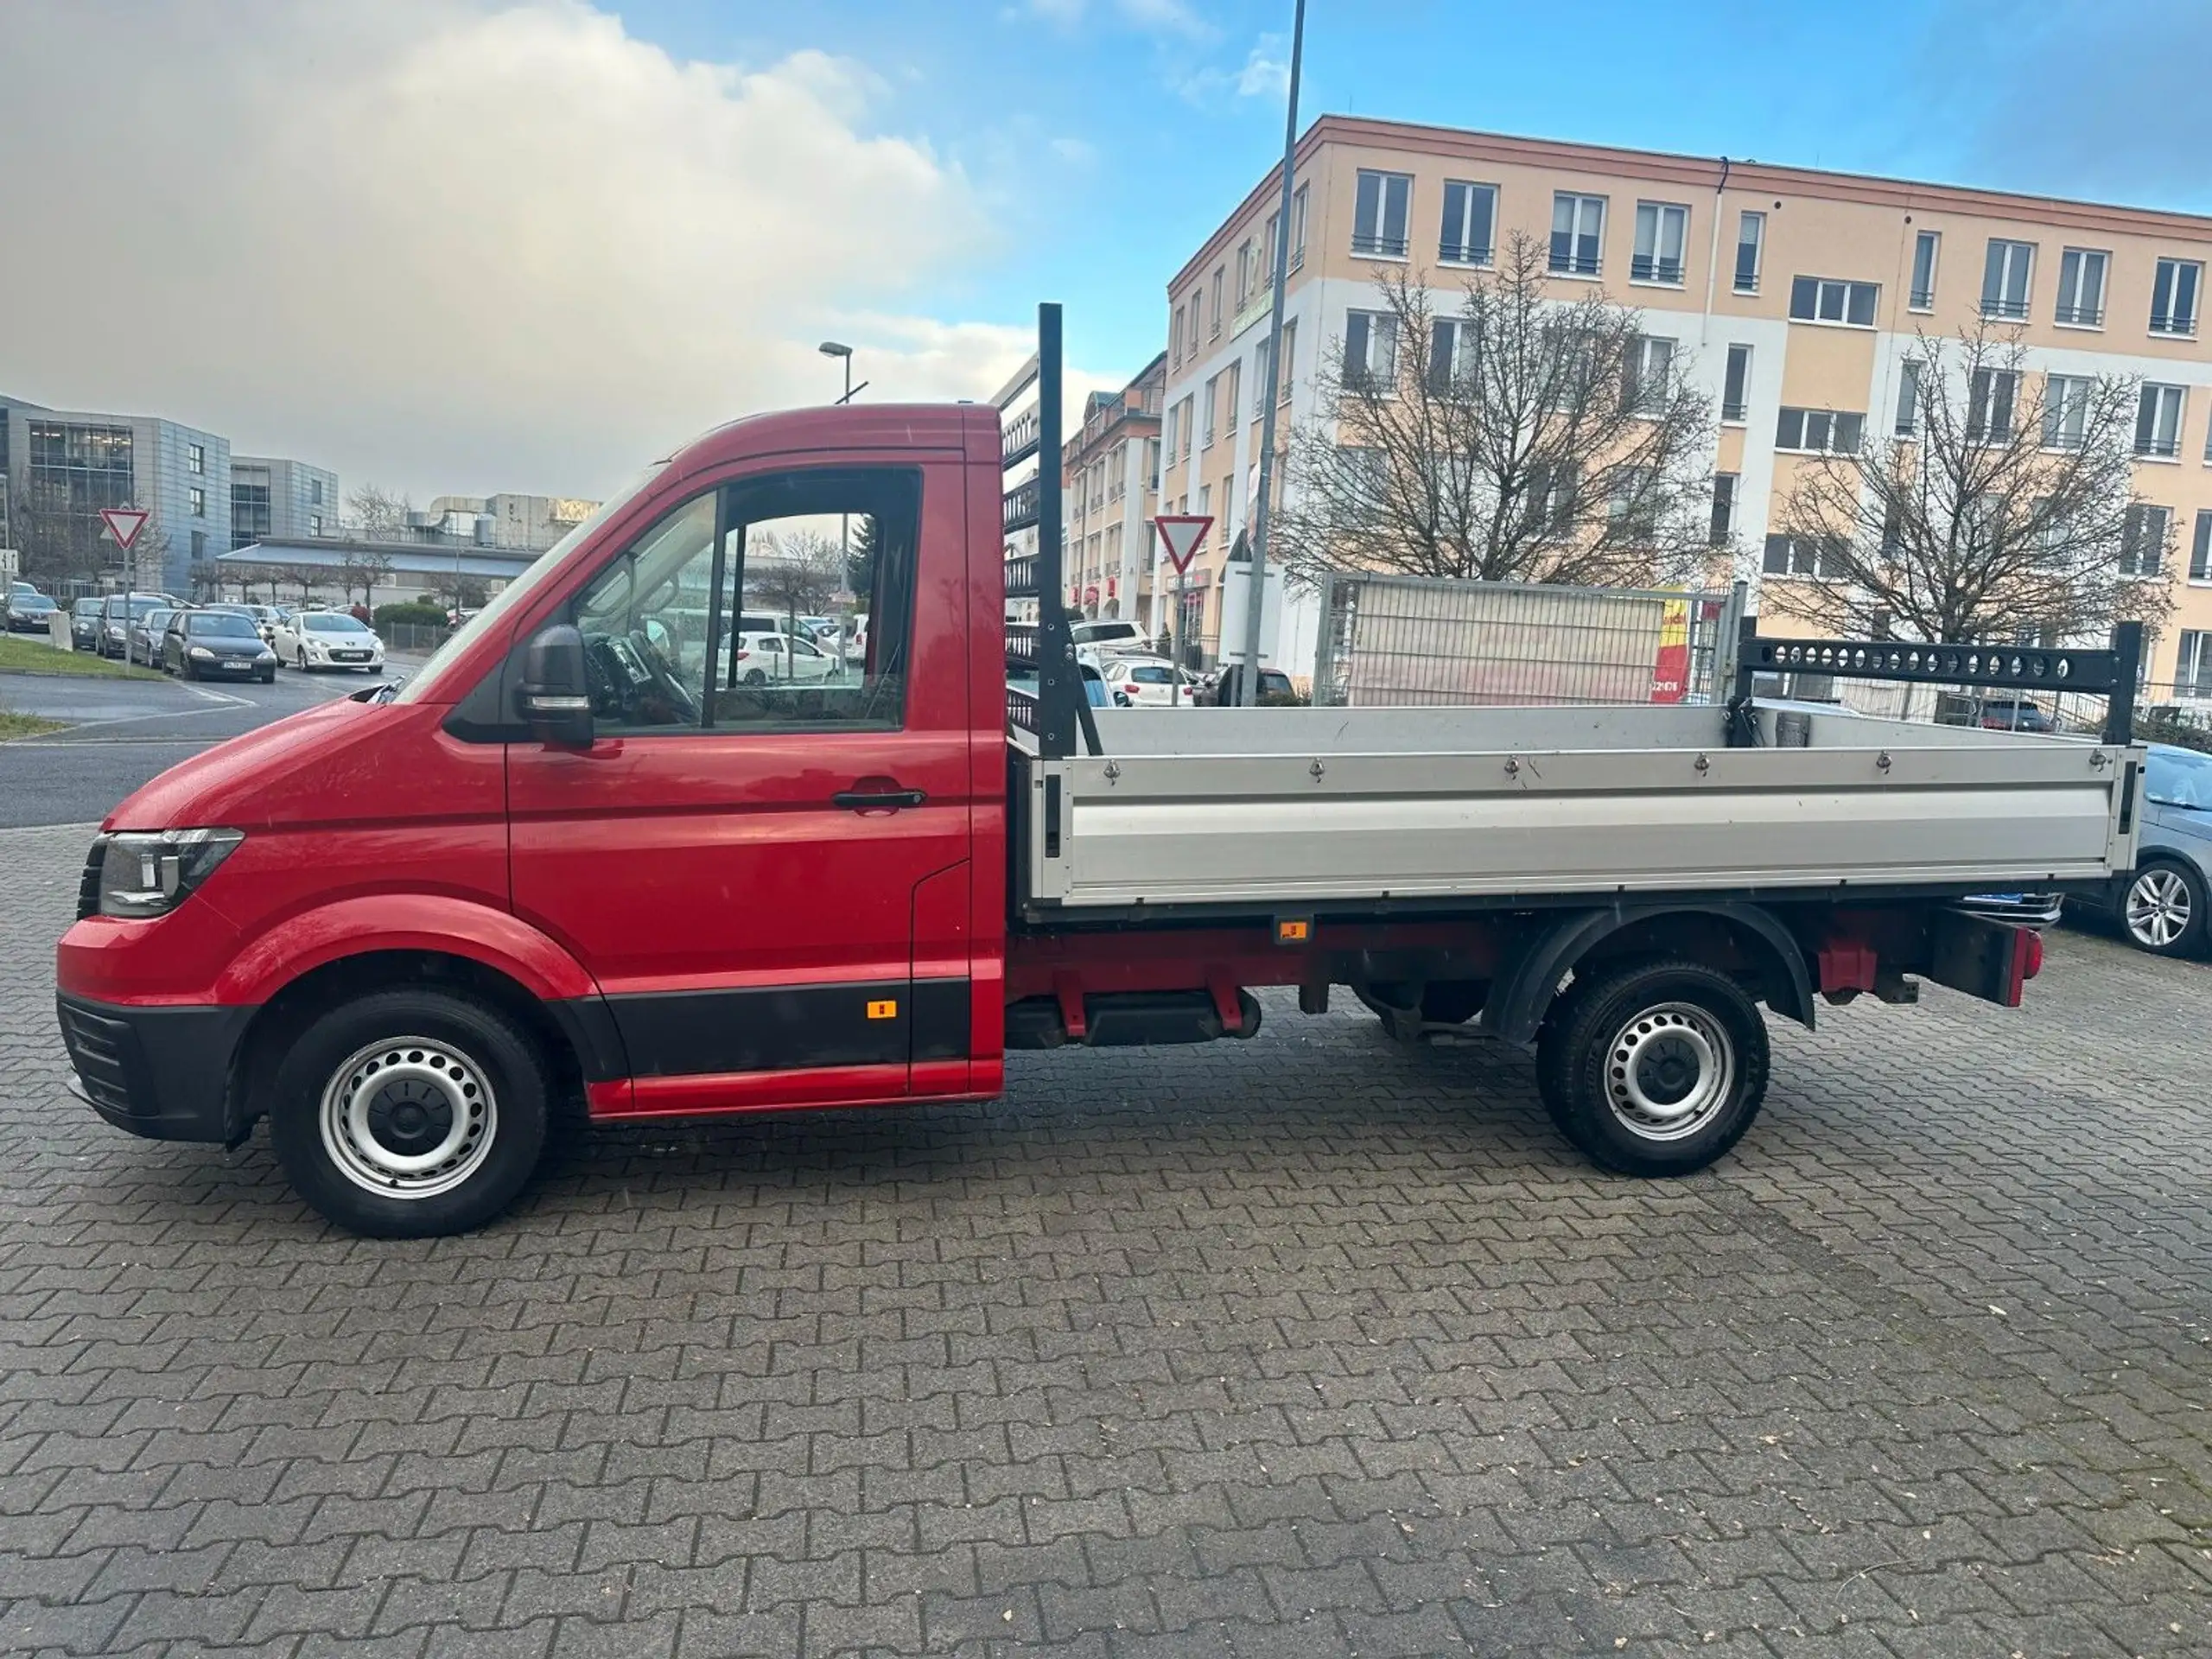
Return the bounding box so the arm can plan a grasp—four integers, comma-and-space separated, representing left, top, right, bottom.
94, 829, 245, 918
188, 645, 214, 660
257, 649, 276, 662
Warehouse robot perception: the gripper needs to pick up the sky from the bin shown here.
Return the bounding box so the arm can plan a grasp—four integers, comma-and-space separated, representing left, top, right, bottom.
2, 0, 2206, 505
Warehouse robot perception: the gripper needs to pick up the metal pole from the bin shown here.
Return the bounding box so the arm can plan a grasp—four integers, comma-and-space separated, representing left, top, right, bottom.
1236, 0, 1306, 707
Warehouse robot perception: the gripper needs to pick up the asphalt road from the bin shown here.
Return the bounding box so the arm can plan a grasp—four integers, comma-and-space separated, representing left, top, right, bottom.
0, 663, 391, 827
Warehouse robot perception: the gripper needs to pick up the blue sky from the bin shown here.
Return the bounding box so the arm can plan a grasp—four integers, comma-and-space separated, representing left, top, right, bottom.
6, 0, 2203, 498
627, 0, 2212, 385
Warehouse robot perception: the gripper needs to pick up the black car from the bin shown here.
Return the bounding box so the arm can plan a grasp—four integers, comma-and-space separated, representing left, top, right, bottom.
3, 591, 59, 632
69, 597, 104, 650
163, 608, 277, 682
1205, 664, 1302, 706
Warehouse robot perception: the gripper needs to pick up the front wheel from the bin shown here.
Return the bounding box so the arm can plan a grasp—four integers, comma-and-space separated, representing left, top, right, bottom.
296, 648, 308, 671
2122, 860, 2205, 957
1535, 959, 1770, 1177
267, 988, 551, 1237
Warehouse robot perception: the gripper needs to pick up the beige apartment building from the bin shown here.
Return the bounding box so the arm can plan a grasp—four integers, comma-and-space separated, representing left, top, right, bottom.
1160, 114, 2212, 696
1064, 353, 1166, 633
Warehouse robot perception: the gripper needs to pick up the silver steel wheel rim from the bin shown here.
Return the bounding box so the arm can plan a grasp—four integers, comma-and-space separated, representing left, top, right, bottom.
1604, 1001, 1735, 1141
319, 1036, 497, 1199
2126, 869, 2190, 949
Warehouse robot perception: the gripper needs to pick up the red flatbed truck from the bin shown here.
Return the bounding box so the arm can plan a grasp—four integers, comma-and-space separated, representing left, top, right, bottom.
57, 307, 2143, 1237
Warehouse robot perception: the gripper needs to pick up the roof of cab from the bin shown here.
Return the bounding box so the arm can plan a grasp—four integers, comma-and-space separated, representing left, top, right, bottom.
663, 402, 1000, 482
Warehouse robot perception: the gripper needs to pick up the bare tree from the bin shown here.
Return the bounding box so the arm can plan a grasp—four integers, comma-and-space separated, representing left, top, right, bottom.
9, 483, 115, 588
747, 528, 843, 624
338, 547, 394, 609
1271, 236, 1716, 589
346, 483, 414, 540
1769, 324, 2171, 643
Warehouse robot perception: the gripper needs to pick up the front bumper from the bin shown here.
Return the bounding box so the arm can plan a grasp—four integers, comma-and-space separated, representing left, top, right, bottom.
57, 994, 255, 1144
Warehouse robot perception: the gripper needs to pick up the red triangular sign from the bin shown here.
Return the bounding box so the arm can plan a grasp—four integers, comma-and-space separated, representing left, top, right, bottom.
1154, 514, 1213, 574
99, 507, 150, 552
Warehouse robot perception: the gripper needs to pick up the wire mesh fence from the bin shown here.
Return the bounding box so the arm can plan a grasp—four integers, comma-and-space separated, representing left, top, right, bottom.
1310, 572, 1738, 709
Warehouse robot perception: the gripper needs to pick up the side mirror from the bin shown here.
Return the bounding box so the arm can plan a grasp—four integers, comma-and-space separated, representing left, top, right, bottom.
517, 623, 594, 747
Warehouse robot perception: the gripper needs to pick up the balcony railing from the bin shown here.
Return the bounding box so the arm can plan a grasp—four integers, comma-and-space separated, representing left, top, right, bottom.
1630, 256, 1684, 284
1438, 241, 1492, 266
1980, 296, 2031, 321
1549, 245, 1601, 277
2055, 302, 2104, 327
2136, 435, 2181, 460
2152, 311, 2199, 337
1351, 232, 1408, 258
1909, 286, 1936, 309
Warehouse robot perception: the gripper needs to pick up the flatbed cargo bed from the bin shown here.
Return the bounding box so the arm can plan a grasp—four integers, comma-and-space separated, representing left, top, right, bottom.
1011, 702, 2140, 918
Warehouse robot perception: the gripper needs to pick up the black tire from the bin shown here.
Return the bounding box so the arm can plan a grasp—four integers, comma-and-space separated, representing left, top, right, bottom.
296, 648, 308, 671
2120, 859, 2206, 957
257, 668, 276, 683
742, 668, 766, 686
267, 988, 551, 1238
1534, 958, 1770, 1177
181, 658, 197, 680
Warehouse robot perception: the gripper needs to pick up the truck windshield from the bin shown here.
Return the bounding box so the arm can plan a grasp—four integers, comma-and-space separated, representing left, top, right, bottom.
393, 462, 667, 703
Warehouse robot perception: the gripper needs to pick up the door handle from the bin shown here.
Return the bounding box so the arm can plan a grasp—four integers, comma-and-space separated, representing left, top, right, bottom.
832, 784, 927, 811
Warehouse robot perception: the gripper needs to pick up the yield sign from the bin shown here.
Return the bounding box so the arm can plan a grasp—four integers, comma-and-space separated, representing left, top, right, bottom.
99, 507, 150, 552
1154, 514, 1213, 574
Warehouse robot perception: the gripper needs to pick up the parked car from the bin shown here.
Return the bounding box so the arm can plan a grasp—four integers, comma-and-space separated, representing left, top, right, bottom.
69, 597, 104, 651
273, 609, 386, 672
130, 607, 178, 665
1205, 664, 1302, 706
1102, 655, 1195, 708
842, 613, 870, 664
163, 608, 278, 683
98, 594, 175, 659
727, 629, 842, 684
2072, 743, 2212, 957
4, 591, 60, 633
1977, 695, 2056, 733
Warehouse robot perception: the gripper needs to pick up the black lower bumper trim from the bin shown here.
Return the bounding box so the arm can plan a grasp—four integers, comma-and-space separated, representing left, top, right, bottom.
57, 995, 256, 1144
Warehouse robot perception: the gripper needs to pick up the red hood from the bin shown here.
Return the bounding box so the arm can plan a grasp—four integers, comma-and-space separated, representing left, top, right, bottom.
107, 696, 421, 832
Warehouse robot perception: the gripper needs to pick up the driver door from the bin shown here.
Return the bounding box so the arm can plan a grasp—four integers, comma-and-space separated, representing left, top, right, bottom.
505, 464, 972, 1116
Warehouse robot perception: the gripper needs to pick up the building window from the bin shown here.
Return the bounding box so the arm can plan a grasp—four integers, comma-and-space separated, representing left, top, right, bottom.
1179, 397, 1193, 461
1525, 463, 1578, 537
1189, 289, 1203, 349
1631, 201, 1688, 285
190, 530, 206, 561
1352, 169, 1412, 258
1733, 211, 1764, 295
1253, 336, 1272, 416
1291, 183, 1309, 270
1224, 360, 1241, 433
1967, 368, 2018, 443
1909, 230, 1939, 311
2190, 512, 2212, 584
311, 478, 324, 506
1440, 180, 1496, 266
2120, 504, 2171, 575
1163, 401, 1179, 459
2044, 373, 2093, 449
1209, 267, 1224, 336
1895, 359, 1923, 438
1235, 239, 1255, 308
1342, 310, 1398, 389
2177, 629, 2212, 697
1789, 276, 1878, 327
1429, 317, 1478, 395
1709, 473, 1738, 546
1278, 319, 1296, 404
1202, 375, 1219, 447
1981, 238, 2034, 321
2055, 248, 2107, 327
1549, 193, 1605, 277
188, 486, 206, 517
1721, 344, 1751, 423
2136, 383, 2186, 459
2152, 257, 2202, 336
1171, 304, 1185, 365
1775, 407, 1865, 454
1622, 335, 1675, 413
1763, 534, 1847, 579
187, 442, 205, 475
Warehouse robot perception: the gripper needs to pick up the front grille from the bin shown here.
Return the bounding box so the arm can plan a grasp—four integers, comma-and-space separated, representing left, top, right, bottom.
76, 836, 109, 921
58, 1001, 133, 1112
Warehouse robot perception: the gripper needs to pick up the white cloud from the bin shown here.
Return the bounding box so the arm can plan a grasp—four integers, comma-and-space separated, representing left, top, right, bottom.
1171, 34, 1293, 104
0, 1, 1046, 499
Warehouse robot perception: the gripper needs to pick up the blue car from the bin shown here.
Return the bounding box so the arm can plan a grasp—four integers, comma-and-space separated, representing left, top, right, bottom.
2075, 743, 2212, 956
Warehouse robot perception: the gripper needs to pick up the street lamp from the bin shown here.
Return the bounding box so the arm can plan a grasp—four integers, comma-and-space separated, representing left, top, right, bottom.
818, 340, 854, 404
818, 342, 858, 628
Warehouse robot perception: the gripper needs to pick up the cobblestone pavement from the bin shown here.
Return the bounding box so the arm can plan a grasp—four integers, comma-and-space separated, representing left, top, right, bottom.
4, 821, 2208, 1657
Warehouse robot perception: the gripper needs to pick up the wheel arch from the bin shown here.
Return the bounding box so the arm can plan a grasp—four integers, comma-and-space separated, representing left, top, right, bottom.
1481, 903, 1816, 1046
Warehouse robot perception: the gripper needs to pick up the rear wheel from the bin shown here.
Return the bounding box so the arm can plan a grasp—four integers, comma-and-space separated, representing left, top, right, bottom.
267, 988, 550, 1238
2122, 860, 2205, 957
1535, 958, 1769, 1177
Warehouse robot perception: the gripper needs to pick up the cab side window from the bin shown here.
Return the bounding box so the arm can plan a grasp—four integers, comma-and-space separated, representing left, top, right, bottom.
570, 493, 723, 735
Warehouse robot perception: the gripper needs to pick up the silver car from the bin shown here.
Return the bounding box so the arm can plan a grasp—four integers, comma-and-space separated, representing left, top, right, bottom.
2074, 744, 2212, 956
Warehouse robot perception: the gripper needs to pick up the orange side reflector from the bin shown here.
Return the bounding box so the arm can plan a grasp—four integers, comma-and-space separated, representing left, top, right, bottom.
1275, 918, 1311, 944
867, 1000, 899, 1020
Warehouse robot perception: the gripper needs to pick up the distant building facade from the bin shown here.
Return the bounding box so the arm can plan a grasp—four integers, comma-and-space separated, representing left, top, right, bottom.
1064, 353, 1166, 632
421, 493, 599, 551
232, 455, 340, 549
0, 394, 231, 593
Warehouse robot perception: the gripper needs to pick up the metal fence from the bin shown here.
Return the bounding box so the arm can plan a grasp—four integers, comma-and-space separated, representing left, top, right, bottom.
376, 622, 452, 655
1310, 572, 1740, 709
